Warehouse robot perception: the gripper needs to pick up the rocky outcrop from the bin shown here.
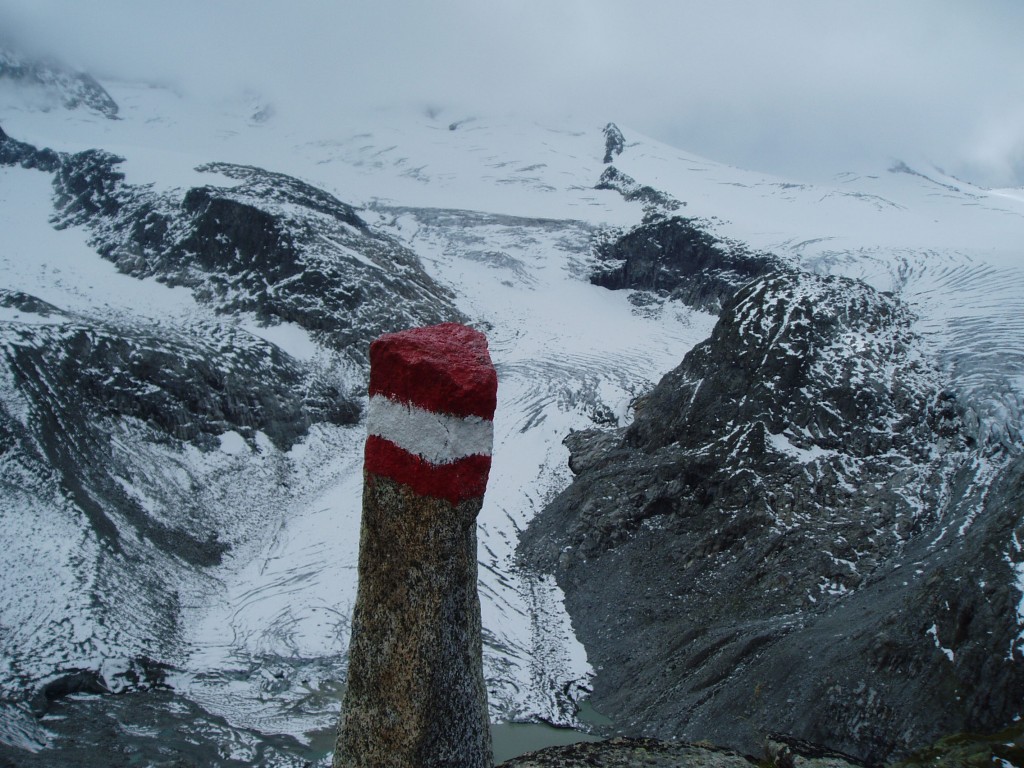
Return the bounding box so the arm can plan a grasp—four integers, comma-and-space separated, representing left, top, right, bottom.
0, 290, 360, 719
502, 737, 756, 768
590, 216, 780, 313
602, 123, 625, 164
0, 47, 119, 118
0, 689, 321, 767
1, 130, 464, 365
595, 166, 683, 219
0, 123, 60, 170
499, 735, 866, 768
520, 269, 1024, 763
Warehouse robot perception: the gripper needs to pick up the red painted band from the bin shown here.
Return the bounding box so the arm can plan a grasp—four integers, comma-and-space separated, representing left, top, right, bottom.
364, 435, 492, 505
368, 323, 497, 420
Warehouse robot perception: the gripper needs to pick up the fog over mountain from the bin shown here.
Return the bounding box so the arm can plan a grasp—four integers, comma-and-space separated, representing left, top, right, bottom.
2, 0, 1023, 187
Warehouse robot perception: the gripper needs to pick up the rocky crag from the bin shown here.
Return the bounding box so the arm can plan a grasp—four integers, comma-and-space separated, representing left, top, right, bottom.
0, 128, 462, 364
590, 215, 779, 313
520, 219, 1024, 763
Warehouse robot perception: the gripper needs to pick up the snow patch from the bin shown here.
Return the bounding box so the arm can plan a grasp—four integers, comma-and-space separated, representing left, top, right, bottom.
218, 430, 250, 456
927, 624, 955, 662
767, 431, 837, 463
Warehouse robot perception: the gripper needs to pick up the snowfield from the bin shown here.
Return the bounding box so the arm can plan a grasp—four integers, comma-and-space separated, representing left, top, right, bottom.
2, 66, 1023, 760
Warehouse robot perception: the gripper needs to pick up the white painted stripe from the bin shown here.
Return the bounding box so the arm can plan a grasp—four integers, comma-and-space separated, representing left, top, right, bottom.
367, 395, 494, 465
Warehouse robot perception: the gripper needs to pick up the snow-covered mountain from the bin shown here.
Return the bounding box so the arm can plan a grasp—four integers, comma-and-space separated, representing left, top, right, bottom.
1, 50, 1023, 766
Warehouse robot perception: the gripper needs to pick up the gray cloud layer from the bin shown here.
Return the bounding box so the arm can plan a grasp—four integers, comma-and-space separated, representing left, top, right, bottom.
2, 0, 1022, 185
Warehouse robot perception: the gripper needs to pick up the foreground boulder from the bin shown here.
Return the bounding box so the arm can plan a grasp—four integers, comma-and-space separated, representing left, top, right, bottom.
500, 735, 867, 768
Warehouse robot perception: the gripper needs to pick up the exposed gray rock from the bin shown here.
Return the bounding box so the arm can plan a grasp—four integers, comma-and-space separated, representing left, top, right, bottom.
602, 123, 625, 164
501, 737, 754, 767
0, 47, 119, 118
1, 130, 464, 365
498, 735, 867, 767
0, 123, 60, 171
0, 292, 357, 652
590, 216, 780, 313
520, 269, 1024, 763
595, 166, 683, 219
764, 735, 871, 768
0, 689, 320, 767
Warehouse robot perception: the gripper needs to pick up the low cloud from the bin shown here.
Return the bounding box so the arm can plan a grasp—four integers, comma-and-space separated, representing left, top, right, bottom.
2, 0, 1022, 186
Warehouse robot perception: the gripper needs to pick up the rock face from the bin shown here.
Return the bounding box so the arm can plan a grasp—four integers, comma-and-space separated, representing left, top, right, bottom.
49, 152, 462, 362
591, 216, 779, 313
1, 130, 463, 364
595, 166, 683, 219
0, 124, 60, 170
520, 268, 1024, 763
501, 737, 756, 768
602, 123, 626, 164
498, 735, 867, 768
0, 688, 321, 768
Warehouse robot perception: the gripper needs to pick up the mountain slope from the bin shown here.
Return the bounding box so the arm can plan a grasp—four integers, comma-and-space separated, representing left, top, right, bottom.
1, 52, 1024, 766
520, 257, 1023, 761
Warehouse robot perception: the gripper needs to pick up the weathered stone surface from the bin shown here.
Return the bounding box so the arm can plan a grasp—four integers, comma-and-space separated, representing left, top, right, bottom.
498, 735, 871, 768
590, 216, 780, 312
500, 737, 756, 767
337, 324, 496, 767
888, 721, 1024, 768
336, 474, 492, 767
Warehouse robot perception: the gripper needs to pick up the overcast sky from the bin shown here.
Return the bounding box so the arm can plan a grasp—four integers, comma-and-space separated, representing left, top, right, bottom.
2, 0, 1023, 186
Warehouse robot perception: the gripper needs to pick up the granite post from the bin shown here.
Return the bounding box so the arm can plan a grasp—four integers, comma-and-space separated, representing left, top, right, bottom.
334, 322, 497, 768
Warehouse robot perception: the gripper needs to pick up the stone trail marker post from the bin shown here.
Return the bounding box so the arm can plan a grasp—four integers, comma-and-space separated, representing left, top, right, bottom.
334, 322, 497, 768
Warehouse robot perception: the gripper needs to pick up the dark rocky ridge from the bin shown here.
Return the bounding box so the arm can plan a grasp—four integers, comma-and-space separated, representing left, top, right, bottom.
521, 267, 1024, 763
502, 737, 757, 768
500, 734, 871, 768
0, 689, 321, 767
602, 122, 625, 164
2, 129, 464, 365
595, 166, 683, 220
594, 123, 683, 219
591, 216, 780, 313
0, 124, 60, 171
